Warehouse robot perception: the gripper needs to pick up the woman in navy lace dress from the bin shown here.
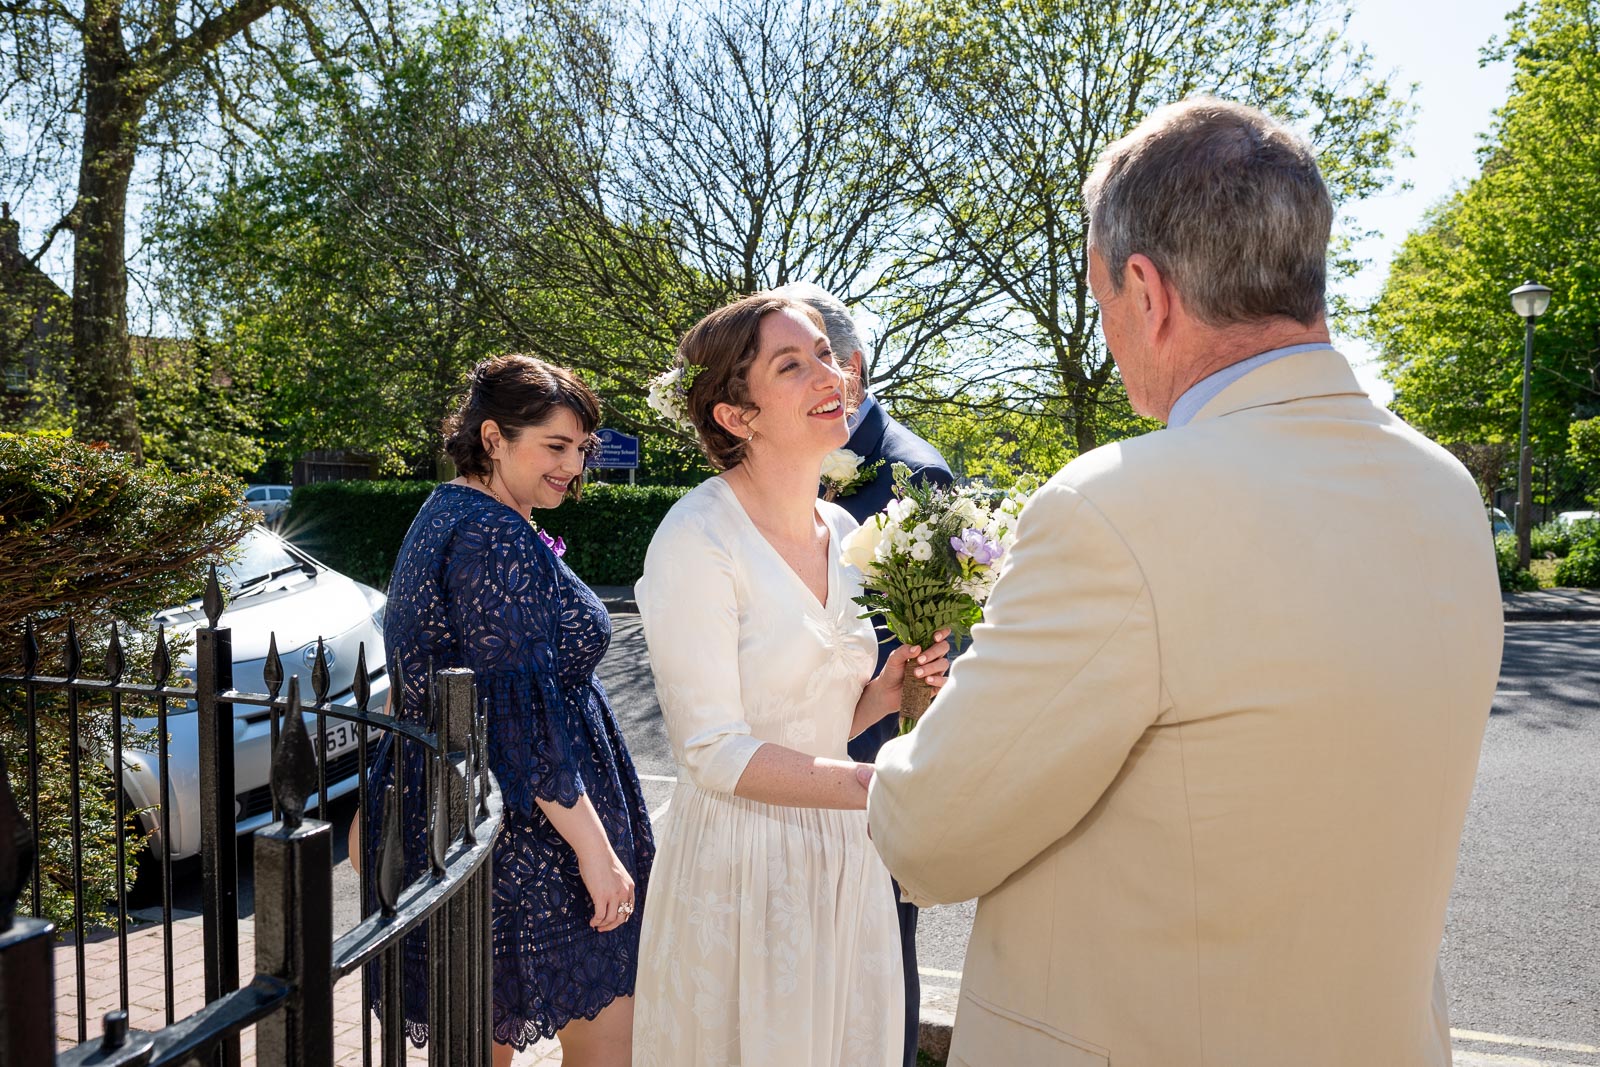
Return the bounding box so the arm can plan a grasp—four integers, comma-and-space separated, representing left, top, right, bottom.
362, 355, 654, 1066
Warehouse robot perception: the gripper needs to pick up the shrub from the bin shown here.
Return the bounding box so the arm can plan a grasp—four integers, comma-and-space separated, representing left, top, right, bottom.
0, 432, 252, 930
284, 479, 694, 589
1529, 519, 1573, 558
1555, 531, 1600, 588
1494, 533, 1538, 592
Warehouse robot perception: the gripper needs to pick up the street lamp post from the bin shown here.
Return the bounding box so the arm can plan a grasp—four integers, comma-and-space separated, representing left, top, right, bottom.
1510, 280, 1553, 569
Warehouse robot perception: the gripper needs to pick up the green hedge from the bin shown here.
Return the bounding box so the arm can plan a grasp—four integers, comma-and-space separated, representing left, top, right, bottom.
1555, 531, 1600, 588
1493, 533, 1538, 592
284, 480, 692, 589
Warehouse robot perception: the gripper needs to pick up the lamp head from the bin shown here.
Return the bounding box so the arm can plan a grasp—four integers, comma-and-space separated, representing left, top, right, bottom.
1510, 281, 1553, 320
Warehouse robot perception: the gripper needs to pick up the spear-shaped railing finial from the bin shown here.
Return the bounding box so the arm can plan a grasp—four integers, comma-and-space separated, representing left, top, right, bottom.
270, 677, 320, 830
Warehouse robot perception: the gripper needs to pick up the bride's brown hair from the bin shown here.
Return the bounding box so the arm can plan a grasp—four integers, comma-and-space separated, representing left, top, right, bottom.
677, 293, 826, 470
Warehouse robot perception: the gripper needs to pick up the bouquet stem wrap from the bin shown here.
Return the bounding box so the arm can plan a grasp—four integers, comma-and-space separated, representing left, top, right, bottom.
899, 674, 936, 732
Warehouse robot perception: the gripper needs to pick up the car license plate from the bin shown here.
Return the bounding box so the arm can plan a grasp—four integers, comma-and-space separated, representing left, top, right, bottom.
317, 718, 382, 757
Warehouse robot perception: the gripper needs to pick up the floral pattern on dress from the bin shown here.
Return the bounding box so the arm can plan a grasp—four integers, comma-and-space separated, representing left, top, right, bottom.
364, 484, 655, 1049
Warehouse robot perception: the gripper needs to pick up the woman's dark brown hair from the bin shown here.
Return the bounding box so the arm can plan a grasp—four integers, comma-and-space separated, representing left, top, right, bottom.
678, 294, 826, 470
442, 354, 601, 497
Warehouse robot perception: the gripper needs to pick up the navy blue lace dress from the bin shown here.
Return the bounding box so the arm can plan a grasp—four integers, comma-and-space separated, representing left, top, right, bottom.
364, 483, 654, 1049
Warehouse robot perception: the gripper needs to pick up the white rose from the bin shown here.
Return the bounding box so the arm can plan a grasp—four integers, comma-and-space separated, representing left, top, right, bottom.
840, 519, 884, 574
910, 540, 933, 561
821, 448, 864, 483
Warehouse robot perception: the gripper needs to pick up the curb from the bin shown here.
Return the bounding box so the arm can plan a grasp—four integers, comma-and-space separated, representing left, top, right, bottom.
1503, 609, 1600, 622
918, 987, 958, 1062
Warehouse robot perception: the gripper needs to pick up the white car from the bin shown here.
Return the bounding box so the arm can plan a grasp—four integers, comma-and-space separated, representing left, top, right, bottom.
124, 527, 390, 860
1557, 510, 1599, 526
242, 483, 293, 524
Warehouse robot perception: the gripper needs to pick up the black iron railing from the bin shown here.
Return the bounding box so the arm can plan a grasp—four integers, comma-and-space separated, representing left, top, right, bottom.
0, 566, 502, 1066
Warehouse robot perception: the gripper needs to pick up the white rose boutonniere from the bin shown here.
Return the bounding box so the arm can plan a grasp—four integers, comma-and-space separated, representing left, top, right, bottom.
819, 448, 884, 501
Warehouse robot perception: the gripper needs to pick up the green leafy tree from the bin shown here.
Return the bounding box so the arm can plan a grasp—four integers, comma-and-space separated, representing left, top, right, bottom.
875, 0, 1410, 453
162, 10, 655, 475
1369, 0, 1600, 470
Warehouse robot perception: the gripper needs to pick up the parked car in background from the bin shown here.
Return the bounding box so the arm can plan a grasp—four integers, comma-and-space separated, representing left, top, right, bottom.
121, 527, 390, 861
242, 483, 293, 524
1557, 510, 1599, 526
1488, 507, 1513, 536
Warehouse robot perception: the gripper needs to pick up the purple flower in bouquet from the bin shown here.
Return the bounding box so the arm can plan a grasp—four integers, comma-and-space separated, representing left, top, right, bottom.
951, 528, 1003, 567
537, 529, 566, 558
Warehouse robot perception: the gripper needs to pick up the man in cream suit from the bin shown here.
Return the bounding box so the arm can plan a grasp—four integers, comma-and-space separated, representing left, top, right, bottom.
866, 97, 1503, 1067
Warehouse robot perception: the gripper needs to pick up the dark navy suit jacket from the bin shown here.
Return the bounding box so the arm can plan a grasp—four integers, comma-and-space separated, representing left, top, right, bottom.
826, 395, 953, 763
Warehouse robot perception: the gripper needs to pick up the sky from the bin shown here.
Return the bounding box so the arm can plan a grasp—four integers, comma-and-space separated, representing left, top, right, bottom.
1331, 0, 1523, 406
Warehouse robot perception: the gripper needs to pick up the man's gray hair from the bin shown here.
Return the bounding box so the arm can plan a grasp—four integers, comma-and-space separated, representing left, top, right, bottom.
768, 282, 870, 379
1083, 97, 1333, 327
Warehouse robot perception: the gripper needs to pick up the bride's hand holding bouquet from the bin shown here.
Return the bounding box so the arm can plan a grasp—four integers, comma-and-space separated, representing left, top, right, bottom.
841, 465, 1033, 732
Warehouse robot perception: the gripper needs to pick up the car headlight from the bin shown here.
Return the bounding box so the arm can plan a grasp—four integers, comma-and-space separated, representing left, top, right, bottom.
361, 585, 387, 633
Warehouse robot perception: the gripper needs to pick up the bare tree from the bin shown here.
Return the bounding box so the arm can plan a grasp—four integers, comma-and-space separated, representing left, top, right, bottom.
489, 0, 979, 401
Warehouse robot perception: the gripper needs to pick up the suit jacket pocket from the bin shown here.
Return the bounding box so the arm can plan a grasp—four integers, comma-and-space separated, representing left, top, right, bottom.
949, 991, 1111, 1066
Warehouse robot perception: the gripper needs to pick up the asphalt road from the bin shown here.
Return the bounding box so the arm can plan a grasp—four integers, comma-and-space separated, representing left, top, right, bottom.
203, 615, 1599, 1062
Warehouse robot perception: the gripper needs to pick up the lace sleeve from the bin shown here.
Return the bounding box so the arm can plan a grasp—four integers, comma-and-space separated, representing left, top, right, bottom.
443, 511, 586, 815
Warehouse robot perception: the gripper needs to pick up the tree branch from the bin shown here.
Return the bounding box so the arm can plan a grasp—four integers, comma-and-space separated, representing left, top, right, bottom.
0, 0, 80, 30
135, 0, 284, 90
28, 208, 77, 266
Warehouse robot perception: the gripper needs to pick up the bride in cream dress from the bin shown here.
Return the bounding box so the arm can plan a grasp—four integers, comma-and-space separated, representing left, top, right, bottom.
631, 293, 950, 1067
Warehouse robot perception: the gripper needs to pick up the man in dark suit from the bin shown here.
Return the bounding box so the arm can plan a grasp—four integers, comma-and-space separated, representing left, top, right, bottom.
776, 282, 953, 1067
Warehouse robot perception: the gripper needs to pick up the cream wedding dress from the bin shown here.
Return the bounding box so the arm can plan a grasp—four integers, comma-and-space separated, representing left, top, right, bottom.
631, 476, 904, 1067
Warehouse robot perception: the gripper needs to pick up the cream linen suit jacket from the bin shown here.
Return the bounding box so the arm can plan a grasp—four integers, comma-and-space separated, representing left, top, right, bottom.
867, 349, 1504, 1067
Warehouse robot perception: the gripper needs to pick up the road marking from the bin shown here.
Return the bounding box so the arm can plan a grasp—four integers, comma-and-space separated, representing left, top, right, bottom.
1453, 1030, 1600, 1055
1496, 690, 1532, 696
918, 966, 963, 980
1451, 1052, 1593, 1067
639, 773, 677, 783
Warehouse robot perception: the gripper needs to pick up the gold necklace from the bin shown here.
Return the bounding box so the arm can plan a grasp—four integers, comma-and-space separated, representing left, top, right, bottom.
479, 475, 532, 525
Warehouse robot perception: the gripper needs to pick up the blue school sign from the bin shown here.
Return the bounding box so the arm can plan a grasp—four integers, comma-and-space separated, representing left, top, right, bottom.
589, 428, 640, 470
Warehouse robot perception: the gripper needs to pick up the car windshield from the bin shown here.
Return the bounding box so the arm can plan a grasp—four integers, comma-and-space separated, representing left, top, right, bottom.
218, 532, 304, 593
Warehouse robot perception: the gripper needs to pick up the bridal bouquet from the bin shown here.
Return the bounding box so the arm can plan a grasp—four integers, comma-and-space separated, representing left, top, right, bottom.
840, 464, 1033, 731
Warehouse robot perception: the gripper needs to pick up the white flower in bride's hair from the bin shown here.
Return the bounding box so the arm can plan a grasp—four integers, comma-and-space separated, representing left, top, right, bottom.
645, 361, 705, 431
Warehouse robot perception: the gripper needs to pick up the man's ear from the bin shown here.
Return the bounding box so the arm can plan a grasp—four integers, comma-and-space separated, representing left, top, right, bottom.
712, 402, 752, 439
479, 418, 504, 460
846, 351, 866, 382
1124, 253, 1173, 341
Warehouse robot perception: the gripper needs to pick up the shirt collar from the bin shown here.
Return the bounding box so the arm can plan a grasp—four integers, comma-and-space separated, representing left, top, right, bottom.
847, 393, 879, 436
1167, 343, 1333, 428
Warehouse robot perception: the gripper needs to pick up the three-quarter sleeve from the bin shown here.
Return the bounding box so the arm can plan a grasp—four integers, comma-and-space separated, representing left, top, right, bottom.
443, 514, 585, 816
635, 509, 763, 794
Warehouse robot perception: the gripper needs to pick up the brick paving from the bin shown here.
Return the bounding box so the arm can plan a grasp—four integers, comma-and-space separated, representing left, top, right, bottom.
52, 912, 562, 1064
